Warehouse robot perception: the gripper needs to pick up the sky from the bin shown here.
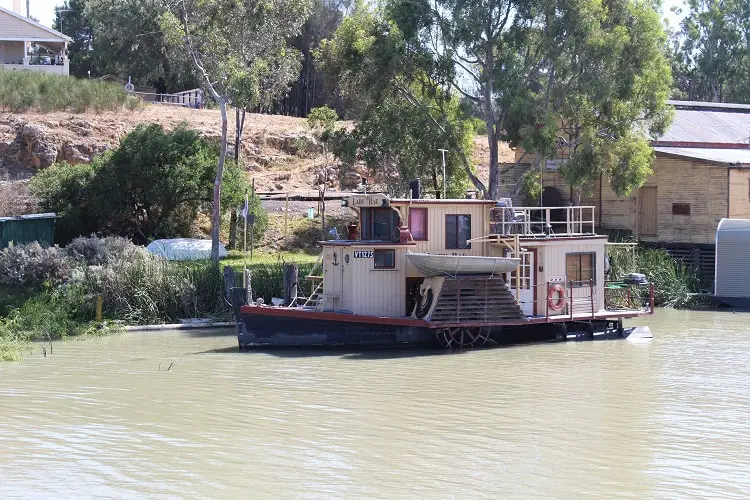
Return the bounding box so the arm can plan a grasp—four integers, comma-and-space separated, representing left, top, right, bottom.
4, 0, 686, 31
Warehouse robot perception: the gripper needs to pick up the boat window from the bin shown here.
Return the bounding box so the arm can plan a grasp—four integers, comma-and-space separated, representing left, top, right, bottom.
672, 203, 691, 216
566, 253, 596, 285
408, 208, 428, 241
445, 214, 471, 249
360, 208, 400, 241
374, 249, 395, 269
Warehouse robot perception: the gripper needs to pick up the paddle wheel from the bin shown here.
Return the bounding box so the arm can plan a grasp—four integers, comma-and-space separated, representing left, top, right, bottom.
436, 326, 493, 348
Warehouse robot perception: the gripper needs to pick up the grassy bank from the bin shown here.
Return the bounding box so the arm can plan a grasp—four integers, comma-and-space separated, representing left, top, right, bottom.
0, 237, 230, 360
0, 70, 138, 113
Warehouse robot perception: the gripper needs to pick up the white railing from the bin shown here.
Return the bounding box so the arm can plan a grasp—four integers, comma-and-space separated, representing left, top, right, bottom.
490, 206, 596, 237
2, 61, 68, 76
129, 88, 203, 108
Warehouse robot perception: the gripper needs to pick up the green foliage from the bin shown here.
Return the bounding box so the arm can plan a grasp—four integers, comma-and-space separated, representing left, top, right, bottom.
30, 125, 258, 244
0, 71, 128, 113
0, 237, 232, 360
608, 245, 703, 308
0, 243, 71, 290
320, 5, 478, 197
670, 0, 750, 103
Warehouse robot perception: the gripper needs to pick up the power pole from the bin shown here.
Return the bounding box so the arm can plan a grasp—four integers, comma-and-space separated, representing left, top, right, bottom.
438, 149, 448, 199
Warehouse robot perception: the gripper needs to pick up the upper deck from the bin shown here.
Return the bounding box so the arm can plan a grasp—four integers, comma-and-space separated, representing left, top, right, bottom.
488, 205, 596, 238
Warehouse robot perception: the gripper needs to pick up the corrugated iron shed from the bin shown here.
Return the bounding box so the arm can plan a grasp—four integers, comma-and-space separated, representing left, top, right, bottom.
654, 147, 750, 165
657, 106, 750, 145
0, 213, 57, 249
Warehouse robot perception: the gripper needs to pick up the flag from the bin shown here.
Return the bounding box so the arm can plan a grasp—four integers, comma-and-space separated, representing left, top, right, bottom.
241, 198, 249, 219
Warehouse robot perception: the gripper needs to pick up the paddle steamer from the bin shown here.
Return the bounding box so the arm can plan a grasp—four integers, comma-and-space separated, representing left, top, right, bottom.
234, 192, 653, 348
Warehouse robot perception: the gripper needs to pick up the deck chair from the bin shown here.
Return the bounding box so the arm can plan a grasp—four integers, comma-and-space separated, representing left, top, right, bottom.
495, 198, 527, 234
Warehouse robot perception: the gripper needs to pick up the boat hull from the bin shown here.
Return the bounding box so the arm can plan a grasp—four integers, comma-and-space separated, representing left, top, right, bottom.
235, 306, 646, 348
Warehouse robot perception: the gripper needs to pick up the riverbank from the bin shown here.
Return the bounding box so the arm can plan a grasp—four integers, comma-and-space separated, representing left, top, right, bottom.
0, 238, 320, 361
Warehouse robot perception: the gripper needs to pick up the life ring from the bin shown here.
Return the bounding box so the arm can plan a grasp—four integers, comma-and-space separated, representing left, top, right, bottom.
547, 284, 566, 311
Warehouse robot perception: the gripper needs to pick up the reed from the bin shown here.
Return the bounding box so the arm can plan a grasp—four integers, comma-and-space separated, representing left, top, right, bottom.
0, 70, 130, 113
608, 245, 702, 308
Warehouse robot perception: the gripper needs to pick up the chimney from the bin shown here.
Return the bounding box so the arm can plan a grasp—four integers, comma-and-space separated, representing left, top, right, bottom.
409, 179, 421, 199
12, 0, 23, 15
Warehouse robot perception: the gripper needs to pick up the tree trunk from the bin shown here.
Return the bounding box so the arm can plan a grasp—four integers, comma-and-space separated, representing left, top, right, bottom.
234, 108, 246, 164
483, 28, 498, 200
211, 98, 228, 263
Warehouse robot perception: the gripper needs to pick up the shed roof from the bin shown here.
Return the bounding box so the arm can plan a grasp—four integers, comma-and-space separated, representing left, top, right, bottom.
0, 6, 72, 42
0, 212, 57, 222
654, 147, 750, 166
656, 101, 750, 146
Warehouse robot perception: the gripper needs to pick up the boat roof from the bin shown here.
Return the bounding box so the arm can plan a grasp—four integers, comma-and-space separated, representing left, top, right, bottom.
391, 198, 496, 205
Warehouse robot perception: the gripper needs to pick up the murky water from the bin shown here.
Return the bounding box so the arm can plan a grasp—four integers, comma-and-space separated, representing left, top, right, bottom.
1, 309, 749, 499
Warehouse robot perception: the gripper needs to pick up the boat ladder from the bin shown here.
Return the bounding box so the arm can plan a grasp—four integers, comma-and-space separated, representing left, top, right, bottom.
302, 277, 324, 310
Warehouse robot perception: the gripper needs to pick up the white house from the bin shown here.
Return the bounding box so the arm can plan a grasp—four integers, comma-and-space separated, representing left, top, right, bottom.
0, 1, 72, 76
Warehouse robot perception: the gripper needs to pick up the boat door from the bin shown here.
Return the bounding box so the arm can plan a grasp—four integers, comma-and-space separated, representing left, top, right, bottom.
323, 246, 345, 310
511, 250, 536, 316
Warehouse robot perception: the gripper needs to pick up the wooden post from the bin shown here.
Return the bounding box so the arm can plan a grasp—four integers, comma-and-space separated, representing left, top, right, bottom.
283, 263, 299, 307
589, 278, 595, 318
244, 269, 252, 304
514, 234, 521, 300
569, 280, 574, 320
96, 295, 103, 323
284, 192, 289, 239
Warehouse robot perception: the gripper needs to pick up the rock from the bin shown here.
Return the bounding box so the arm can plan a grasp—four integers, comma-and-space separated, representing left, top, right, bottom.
15, 123, 59, 169
275, 182, 285, 191
274, 173, 291, 182
341, 171, 362, 189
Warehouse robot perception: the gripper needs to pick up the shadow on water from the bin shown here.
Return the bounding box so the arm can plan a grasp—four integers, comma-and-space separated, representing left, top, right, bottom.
183, 328, 237, 338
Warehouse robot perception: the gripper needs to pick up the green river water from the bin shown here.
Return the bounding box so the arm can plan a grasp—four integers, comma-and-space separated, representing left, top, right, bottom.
1, 308, 749, 499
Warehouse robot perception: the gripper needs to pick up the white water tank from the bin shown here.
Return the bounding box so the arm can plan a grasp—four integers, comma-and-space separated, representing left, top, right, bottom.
714, 218, 750, 307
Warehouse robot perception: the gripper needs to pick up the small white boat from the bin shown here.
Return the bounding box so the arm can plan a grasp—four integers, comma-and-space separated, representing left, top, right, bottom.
407, 252, 521, 276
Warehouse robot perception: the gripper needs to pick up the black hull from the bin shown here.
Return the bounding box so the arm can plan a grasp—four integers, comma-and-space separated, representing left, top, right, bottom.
237, 313, 433, 347
235, 309, 629, 348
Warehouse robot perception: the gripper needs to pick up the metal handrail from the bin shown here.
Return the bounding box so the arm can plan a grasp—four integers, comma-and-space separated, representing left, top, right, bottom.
489, 205, 596, 237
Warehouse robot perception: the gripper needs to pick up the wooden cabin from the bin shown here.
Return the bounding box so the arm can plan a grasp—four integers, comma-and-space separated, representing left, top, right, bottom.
318, 194, 612, 321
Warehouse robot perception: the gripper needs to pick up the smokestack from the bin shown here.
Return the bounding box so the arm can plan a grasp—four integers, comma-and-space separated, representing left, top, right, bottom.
12, 0, 23, 14
409, 179, 421, 199
27, 0, 30, 18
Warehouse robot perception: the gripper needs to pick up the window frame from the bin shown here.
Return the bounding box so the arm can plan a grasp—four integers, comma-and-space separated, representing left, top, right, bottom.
408, 207, 429, 241
373, 249, 396, 269
445, 214, 472, 250
565, 252, 596, 287
672, 203, 691, 216
360, 207, 400, 242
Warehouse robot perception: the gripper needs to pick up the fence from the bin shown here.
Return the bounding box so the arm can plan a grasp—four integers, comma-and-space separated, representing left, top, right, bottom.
129, 88, 203, 109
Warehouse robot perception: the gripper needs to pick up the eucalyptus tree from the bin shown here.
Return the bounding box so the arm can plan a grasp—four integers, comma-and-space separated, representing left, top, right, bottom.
161, 0, 310, 262
671, 0, 750, 103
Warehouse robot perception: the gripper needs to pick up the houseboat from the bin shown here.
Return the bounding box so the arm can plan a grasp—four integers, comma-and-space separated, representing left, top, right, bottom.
234, 193, 654, 348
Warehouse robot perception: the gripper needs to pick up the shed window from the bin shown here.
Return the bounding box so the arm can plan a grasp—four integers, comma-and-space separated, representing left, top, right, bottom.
374, 249, 395, 269
566, 253, 595, 285
445, 214, 471, 249
672, 203, 691, 216
408, 208, 428, 241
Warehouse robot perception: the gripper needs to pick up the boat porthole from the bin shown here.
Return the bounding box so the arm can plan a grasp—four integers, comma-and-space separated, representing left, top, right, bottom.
345, 254, 349, 264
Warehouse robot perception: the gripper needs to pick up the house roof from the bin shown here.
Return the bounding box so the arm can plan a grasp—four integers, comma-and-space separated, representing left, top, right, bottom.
0, 6, 72, 42
655, 100, 750, 147
654, 147, 750, 166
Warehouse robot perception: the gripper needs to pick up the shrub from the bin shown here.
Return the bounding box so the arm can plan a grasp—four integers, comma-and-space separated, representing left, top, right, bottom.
30, 124, 264, 245
66, 235, 147, 266
0, 243, 70, 289
0, 70, 130, 113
